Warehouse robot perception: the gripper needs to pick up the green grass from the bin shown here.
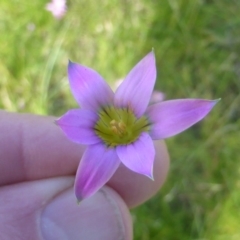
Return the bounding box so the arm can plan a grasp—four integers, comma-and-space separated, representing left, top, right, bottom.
1, 0, 240, 239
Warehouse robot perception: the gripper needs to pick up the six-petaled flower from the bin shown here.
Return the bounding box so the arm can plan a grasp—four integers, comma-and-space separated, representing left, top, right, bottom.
56, 51, 218, 201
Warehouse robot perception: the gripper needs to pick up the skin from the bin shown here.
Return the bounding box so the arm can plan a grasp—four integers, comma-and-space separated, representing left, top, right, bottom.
0, 111, 169, 240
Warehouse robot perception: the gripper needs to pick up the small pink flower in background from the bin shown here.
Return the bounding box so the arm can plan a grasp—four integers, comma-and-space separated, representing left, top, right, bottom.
56, 51, 219, 201
150, 90, 165, 104
46, 0, 67, 19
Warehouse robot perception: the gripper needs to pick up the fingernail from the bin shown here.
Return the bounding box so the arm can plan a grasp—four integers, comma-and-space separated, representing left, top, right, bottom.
41, 186, 131, 240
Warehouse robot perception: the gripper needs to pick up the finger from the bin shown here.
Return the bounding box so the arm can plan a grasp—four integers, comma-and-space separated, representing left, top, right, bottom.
0, 111, 169, 207
0, 177, 132, 240
0, 111, 84, 185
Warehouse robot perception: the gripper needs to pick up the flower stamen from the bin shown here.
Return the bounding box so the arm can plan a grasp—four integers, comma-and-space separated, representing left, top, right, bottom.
110, 120, 126, 136
95, 107, 150, 147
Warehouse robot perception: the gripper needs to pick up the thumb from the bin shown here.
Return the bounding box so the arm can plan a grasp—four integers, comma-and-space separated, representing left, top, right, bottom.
0, 177, 132, 240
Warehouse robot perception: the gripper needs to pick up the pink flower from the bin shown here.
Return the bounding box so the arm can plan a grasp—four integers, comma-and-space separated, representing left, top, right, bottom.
46, 0, 67, 19
150, 90, 165, 104
56, 52, 219, 201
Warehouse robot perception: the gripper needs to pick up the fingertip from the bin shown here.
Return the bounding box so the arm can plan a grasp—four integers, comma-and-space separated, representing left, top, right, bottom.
41, 186, 133, 240
0, 177, 132, 240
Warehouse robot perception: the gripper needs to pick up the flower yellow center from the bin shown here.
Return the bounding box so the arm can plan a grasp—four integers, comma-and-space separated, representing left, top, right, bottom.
94, 106, 150, 147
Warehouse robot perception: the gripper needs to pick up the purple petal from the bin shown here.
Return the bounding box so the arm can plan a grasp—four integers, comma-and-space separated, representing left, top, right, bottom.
56, 109, 101, 145
146, 99, 219, 139
116, 132, 155, 179
68, 61, 114, 111
114, 51, 156, 118
75, 144, 120, 201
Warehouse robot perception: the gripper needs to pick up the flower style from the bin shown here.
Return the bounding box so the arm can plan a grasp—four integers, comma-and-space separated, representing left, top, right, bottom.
56, 51, 218, 201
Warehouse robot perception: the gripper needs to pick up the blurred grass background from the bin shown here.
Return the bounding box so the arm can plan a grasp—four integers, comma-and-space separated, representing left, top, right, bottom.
0, 0, 240, 239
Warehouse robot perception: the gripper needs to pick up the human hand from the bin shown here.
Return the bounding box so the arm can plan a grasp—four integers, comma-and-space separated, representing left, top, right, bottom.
0, 111, 169, 240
